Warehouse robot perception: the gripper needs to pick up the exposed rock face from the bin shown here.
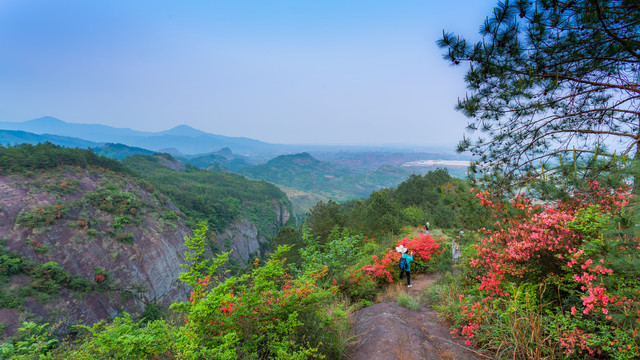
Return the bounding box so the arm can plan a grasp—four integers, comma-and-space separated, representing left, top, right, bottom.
220, 220, 261, 262
0, 165, 295, 339
0, 168, 191, 337
274, 201, 291, 225
221, 200, 293, 263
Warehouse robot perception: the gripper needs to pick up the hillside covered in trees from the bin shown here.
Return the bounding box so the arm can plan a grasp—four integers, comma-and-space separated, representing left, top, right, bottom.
0, 144, 295, 347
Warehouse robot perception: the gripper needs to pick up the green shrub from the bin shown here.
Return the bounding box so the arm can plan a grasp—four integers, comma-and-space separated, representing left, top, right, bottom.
333, 267, 377, 302
16, 204, 68, 228
0, 254, 24, 277
139, 303, 163, 323
62, 313, 174, 359
0, 291, 23, 309
397, 293, 420, 311
85, 184, 141, 216
0, 322, 59, 359
43, 179, 80, 197
112, 214, 129, 229
107, 229, 135, 245
402, 206, 426, 227
169, 223, 346, 359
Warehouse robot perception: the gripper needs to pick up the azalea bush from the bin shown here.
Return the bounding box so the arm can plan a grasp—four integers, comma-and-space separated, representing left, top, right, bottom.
432, 181, 640, 359
17, 204, 68, 228
172, 223, 347, 359
332, 266, 377, 302
360, 233, 441, 284
177, 251, 341, 359
85, 183, 142, 216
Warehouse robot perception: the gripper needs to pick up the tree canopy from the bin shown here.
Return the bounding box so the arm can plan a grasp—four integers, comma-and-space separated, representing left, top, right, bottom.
439, 0, 640, 190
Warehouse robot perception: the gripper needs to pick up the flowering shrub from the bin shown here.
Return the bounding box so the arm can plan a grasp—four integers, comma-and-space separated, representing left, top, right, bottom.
333, 266, 377, 301
361, 233, 441, 283
177, 245, 343, 359
167, 223, 345, 359
85, 183, 141, 216
441, 181, 640, 358
17, 204, 68, 228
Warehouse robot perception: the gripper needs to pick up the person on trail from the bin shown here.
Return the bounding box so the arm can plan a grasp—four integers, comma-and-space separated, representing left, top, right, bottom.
398, 247, 414, 287
424, 222, 430, 231
452, 230, 463, 263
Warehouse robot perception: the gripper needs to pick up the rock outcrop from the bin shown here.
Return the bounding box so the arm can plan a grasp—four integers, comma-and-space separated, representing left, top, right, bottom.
0, 167, 190, 337
220, 200, 292, 263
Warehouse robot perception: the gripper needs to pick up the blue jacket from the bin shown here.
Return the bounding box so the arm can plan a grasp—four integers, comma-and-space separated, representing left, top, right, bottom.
401, 253, 414, 271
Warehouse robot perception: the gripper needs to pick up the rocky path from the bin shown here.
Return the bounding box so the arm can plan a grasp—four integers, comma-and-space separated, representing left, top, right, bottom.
348, 273, 486, 360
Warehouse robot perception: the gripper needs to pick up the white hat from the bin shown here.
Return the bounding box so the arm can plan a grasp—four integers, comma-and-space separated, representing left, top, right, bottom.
395, 245, 408, 253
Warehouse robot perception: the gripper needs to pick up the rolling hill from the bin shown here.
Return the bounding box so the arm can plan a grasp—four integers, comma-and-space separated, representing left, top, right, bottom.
239, 152, 413, 208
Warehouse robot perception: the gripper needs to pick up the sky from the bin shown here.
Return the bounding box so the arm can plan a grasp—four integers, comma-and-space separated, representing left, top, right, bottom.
0, 0, 498, 148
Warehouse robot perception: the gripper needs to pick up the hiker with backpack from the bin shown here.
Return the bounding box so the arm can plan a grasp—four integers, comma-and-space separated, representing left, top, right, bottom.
452, 230, 463, 263
396, 245, 414, 288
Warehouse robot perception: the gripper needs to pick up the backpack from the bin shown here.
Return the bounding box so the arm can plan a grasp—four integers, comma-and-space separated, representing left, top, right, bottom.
399, 257, 408, 270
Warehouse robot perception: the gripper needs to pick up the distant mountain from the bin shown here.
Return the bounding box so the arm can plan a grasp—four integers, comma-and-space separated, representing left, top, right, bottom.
181, 147, 254, 172
240, 153, 350, 191
0, 116, 153, 140
92, 143, 155, 160
0, 117, 278, 156
0, 129, 101, 148
0, 129, 163, 161
158, 124, 210, 137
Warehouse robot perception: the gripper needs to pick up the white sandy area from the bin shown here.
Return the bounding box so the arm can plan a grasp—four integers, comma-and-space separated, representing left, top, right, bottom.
401, 160, 470, 167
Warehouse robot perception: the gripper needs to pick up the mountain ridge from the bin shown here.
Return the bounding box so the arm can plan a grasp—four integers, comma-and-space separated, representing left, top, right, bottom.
0, 117, 276, 155
0, 116, 465, 156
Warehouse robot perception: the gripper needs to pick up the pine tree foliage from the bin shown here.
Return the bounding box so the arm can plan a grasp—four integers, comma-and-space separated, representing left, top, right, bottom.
438, 0, 640, 190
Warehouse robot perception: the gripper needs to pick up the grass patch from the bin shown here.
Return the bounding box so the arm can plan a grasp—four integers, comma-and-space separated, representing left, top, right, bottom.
396, 293, 420, 311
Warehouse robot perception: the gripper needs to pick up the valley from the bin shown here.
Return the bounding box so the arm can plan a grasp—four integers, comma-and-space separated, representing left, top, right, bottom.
0, 117, 471, 212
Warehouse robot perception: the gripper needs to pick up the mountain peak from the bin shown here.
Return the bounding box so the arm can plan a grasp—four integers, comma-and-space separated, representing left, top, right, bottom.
292, 152, 313, 159
26, 116, 66, 125
217, 147, 233, 156
161, 125, 207, 137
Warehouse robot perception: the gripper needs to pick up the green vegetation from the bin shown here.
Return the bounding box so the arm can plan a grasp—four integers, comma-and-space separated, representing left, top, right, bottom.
16, 203, 68, 228
181, 148, 252, 172
2, 155, 638, 358
2, 203, 444, 359
0, 142, 130, 175
439, 0, 640, 191
92, 143, 154, 160
305, 169, 482, 241
122, 154, 291, 235
396, 293, 420, 311
427, 182, 640, 359
85, 183, 142, 217
240, 152, 413, 201
0, 246, 96, 311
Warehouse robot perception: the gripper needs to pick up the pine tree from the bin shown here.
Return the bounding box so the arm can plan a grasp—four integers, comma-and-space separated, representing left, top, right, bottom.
438, 0, 640, 192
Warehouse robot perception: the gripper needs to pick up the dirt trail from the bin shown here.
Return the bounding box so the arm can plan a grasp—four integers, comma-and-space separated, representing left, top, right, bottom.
348, 237, 486, 359
348, 274, 482, 360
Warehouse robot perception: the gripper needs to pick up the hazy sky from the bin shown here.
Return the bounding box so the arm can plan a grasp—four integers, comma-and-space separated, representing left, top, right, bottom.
0, 0, 498, 147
